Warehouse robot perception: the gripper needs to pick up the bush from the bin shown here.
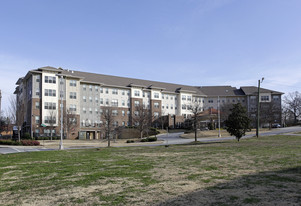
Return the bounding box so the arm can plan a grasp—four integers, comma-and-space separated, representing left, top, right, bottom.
0, 139, 39, 146
140, 137, 157, 142
22, 133, 32, 140
126, 140, 135, 143
21, 140, 40, 146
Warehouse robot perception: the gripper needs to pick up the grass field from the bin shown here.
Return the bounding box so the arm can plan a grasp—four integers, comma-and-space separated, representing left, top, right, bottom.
1, 135, 301, 205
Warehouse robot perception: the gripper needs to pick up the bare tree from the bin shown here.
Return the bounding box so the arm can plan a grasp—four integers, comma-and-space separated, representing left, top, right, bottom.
8, 95, 21, 141
284, 91, 301, 124
48, 110, 56, 140
64, 109, 77, 139
260, 101, 281, 129
132, 104, 152, 138
156, 110, 167, 130
187, 102, 203, 142
100, 106, 116, 147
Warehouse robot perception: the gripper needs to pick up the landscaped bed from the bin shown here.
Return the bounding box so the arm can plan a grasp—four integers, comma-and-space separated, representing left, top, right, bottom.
0, 135, 300, 205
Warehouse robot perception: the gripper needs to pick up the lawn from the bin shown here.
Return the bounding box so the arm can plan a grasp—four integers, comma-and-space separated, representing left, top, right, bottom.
1, 135, 301, 205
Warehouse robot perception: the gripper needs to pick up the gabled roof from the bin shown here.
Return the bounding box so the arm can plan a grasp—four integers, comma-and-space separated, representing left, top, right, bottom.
197, 86, 245, 96
60, 69, 206, 95
240, 87, 284, 95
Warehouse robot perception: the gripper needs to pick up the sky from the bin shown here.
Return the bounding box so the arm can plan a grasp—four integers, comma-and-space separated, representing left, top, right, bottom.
1, 0, 301, 113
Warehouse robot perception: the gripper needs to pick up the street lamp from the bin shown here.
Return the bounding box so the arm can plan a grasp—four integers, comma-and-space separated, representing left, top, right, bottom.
56, 73, 64, 150
256, 77, 264, 138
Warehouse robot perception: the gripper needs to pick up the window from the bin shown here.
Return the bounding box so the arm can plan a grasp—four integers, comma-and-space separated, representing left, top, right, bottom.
187, 96, 191, 101
69, 104, 76, 112
134, 90, 140, 97
36, 75, 40, 82
162, 94, 164, 99
35, 116, 40, 124
171, 96, 173, 100
45, 102, 56, 110
182, 104, 186, 110
171, 104, 173, 109
95, 97, 98, 103
208, 100, 213, 103
35, 129, 40, 135
134, 100, 140, 107
112, 89, 118, 95
112, 110, 118, 116
83, 108, 86, 113
127, 91, 130, 96
182, 95, 186, 100
154, 92, 159, 98
35, 102, 40, 109
166, 95, 169, 100
127, 100, 130, 107
69, 118, 77, 125
162, 104, 164, 109
89, 108, 92, 114
36, 88, 40, 96
122, 110, 125, 116
105, 99, 109, 105
83, 84, 86, 90
122, 121, 125, 126
89, 85, 92, 91
143, 92, 145, 97
111, 99, 118, 107
45, 76, 56, 84
44, 116, 56, 124
95, 108, 98, 114
273, 96, 280, 101
122, 100, 125, 106
154, 112, 159, 117
60, 91, 64, 98
127, 111, 130, 115
134, 111, 139, 116
166, 104, 169, 109
113, 121, 118, 127
122, 90, 125, 95
105, 88, 109, 94
69, 80, 77, 87
89, 96, 92, 102
83, 96, 86, 102
100, 98, 103, 104
100, 109, 103, 115
70, 92, 76, 99
100, 88, 103, 93
95, 85, 99, 91
45, 89, 56, 97
261, 96, 269, 101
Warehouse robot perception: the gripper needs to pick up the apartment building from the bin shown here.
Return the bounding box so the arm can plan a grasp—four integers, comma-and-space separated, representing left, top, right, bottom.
14, 66, 283, 139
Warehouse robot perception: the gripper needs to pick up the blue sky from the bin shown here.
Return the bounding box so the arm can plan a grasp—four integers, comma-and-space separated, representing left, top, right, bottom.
1, 0, 301, 112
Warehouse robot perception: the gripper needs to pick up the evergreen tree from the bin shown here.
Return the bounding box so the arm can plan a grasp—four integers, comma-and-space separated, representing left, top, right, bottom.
225, 103, 251, 141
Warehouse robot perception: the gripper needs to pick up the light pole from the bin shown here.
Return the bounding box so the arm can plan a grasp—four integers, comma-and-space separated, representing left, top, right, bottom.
256, 77, 264, 138
218, 96, 221, 137
56, 74, 64, 150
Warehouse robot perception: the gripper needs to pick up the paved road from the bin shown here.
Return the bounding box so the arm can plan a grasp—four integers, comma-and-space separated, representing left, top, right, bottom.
1, 126, 301, 154
157, 126, 301, 145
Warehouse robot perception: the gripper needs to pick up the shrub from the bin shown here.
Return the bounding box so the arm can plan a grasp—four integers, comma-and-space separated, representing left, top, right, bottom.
140, 137, 157, 142
126, 140, 135, 143
22, 133, 32, 140
21, 140, 40, 146
0, 139, 39, 146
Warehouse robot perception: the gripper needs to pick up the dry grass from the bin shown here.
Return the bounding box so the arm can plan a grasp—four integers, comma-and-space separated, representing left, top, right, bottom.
0, 135, 300, 205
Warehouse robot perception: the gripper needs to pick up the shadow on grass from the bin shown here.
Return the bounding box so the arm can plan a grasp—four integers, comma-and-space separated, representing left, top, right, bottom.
157, 167, 301, 206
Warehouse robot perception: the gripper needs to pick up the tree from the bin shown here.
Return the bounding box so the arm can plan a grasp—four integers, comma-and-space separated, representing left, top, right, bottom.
64, 109, 77, 139
284, 91, 301, 124
225, 103, 251, 141
132, 104, 152, 138
187, 102, 203, 142
260, 101, 281, 129
8, 95, 21, 141
100, 106, 116, 147
48, 110, 56, 140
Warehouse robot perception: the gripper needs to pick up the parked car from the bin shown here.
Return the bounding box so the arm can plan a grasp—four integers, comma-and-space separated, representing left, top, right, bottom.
272, 124, 281, 128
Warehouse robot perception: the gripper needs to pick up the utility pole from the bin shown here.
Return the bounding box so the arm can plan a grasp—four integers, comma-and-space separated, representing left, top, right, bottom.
218, 96, 221, 137
56, 74, 64, 150
256, 78, 264, 138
